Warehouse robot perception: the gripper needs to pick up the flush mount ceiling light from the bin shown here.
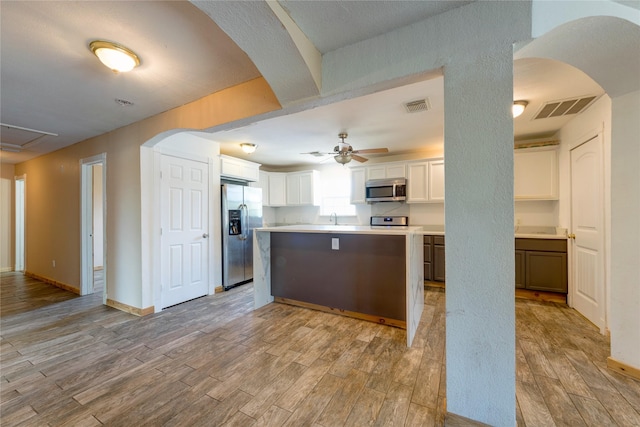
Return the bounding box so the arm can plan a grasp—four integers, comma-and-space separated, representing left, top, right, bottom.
512, 100, 528, 118
89, 40, 140, 73
240, 143, 257, 154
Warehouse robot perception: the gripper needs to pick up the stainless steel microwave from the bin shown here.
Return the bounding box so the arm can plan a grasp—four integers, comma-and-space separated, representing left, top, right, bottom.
365, 178, 407, 202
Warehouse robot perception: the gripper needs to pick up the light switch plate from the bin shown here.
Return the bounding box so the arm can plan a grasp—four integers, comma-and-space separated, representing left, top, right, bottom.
331, 238, 339, 250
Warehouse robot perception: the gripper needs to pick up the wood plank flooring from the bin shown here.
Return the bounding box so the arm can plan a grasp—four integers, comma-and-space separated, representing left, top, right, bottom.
1, 271, 639, 426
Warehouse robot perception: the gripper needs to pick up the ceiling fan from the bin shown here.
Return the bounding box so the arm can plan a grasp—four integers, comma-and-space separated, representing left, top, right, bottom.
303, 133, 389, 165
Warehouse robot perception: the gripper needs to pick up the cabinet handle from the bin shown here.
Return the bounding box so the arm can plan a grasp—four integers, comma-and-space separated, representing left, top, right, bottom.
568, 233, 576, 239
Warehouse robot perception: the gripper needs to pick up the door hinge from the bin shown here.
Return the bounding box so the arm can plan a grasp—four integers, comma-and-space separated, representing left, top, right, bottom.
160, 228, 163, 235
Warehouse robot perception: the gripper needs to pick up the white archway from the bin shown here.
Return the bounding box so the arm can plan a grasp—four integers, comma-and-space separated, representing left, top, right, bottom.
517, 13, 640, 375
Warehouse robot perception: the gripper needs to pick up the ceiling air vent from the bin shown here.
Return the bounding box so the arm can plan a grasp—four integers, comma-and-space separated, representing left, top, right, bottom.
404, 98, 431, 113
534, 96, 597, 120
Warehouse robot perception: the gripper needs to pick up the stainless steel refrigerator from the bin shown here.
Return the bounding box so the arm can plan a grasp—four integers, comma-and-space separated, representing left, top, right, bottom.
221, 184, 262, 290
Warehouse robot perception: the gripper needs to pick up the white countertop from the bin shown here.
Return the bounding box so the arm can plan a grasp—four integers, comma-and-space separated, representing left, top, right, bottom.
259, 224, 567, 239
256, 224, 423, 235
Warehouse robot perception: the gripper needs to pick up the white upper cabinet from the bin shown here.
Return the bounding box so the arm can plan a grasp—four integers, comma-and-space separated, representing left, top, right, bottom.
220, 155, 261, 182
429, 159, 445, 201
514, 148, 558, 200
406, 158, 444, 203
257, 170, 270, 206
407, 162, 429, 202
268, 172, 287, 206
366, 162, 406, 180
286, 170, 320, 206
350, 167, 367, 204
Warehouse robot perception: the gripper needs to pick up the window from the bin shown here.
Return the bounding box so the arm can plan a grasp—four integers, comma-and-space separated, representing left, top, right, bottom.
319, 168, 356, 216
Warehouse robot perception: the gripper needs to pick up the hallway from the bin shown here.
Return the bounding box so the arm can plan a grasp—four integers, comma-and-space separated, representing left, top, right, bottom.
1, 272, 639, 426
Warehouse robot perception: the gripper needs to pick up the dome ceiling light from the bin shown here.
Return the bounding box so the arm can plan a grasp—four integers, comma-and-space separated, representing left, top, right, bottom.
241, 143, 257, 154
89, 40, 141, 73
512, 100, 528, 118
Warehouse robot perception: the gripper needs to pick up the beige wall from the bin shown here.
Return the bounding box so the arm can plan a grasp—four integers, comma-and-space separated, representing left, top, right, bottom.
15, 77, 280, 308
0, 163, 15, 271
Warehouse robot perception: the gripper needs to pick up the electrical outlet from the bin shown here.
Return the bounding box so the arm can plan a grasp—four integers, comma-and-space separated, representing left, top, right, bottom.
331, 238, 339, 250
52, 260, 56, 268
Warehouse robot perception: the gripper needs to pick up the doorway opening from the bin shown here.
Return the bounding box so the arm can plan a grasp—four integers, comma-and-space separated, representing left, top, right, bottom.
15, 175, 25, 272
80, 154, 106, 299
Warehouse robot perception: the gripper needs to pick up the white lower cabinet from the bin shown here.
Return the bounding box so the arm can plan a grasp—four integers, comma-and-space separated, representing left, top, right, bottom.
514, 148, 558, 200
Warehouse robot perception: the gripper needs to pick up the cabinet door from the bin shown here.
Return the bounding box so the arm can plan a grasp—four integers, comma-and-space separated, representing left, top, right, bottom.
350, 168, 366, 204
367, 165, 387, 180
514, 149, 558, 200
386, 163, 406, 178
298, 173, 313, 205
407, 163, 429, 203
525, 251, 567, 293
258, 171, 270, 206
515, 250, 526, 289
424, 240, 432, 281
286, 174, 301, 205
429, 159, 445, 201
268, 172, 287, 206
433, 240, 445, 282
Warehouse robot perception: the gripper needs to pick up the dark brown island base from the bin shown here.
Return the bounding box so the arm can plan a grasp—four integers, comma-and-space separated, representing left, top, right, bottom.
270, 232, 406, 327
253, 225, 425, 347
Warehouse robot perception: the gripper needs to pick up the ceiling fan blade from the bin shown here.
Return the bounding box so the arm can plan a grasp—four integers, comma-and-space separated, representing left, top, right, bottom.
353, 148, 389, 154
352, 154, 369, 163
301, 151, 330, 157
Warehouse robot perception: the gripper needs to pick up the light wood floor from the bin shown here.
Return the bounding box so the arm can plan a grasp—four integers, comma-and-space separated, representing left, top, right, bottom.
1, 272, 639, 426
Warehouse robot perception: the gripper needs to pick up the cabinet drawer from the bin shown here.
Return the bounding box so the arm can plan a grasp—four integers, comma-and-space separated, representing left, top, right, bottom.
423, 235, 432, 244
515, 238, 566, 252
433, 236, 445, 246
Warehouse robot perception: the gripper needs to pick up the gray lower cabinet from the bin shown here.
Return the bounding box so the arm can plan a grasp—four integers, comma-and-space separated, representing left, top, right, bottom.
424, 235, 445, 284
516, 238, 568, 293
423, 236, 432, 281
515, 250, 526, 289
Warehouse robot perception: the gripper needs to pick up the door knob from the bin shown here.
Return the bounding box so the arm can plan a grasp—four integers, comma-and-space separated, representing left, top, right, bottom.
568, 233, 576, 239
202, 233, 209, 238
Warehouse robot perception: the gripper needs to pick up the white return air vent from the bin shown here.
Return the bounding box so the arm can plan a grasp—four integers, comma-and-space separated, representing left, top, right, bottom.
404, 98, 431, 113
534, 95, 597, 120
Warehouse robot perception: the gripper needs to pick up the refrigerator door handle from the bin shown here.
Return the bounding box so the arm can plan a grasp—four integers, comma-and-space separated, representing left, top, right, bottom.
239, 204, 248, 240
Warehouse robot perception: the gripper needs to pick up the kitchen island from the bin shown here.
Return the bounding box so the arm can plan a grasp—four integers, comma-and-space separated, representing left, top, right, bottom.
253, 225, 424, 346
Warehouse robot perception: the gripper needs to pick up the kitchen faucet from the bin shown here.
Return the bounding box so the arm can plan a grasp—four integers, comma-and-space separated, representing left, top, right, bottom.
330, 212, 338, 225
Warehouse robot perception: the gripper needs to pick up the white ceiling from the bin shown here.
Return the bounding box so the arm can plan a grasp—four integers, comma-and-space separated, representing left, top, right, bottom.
0, 1, 606, 167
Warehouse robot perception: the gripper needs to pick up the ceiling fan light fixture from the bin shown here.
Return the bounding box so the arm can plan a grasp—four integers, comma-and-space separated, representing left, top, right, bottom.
90, 40, 140, 73
334, 154, 351, 165
512, 100, 528, 118
240, 143, 257, 154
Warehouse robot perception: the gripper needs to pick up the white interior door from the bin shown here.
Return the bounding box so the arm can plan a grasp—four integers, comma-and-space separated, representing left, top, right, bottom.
161, 155, 209, 309
15, 176, 25, 272
570, 135, 605, 332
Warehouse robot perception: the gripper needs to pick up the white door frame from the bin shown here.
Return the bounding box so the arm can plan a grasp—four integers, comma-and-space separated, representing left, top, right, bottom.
80, 153, 107, 299
14, 174, 26, 272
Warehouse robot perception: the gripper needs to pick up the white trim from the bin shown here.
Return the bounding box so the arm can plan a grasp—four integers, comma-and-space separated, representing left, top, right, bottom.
80, 153, 107, 303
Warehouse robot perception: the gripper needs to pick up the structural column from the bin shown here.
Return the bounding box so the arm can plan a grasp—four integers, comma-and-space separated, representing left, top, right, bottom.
443, 47, 516, 425
609, 90, 640, 373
